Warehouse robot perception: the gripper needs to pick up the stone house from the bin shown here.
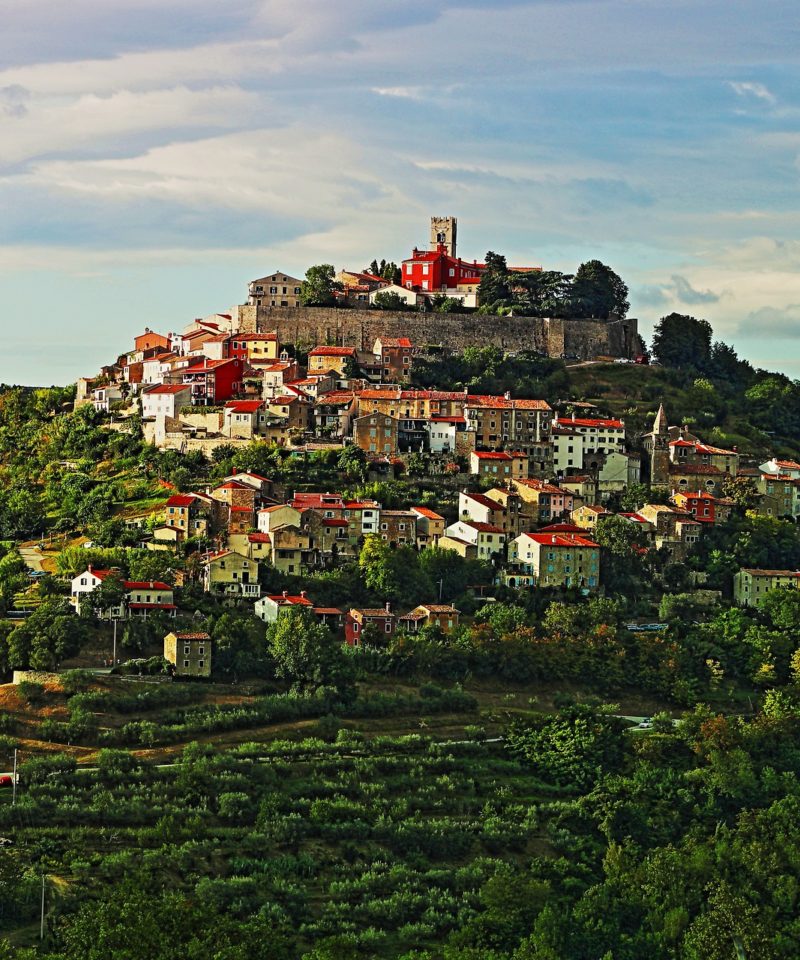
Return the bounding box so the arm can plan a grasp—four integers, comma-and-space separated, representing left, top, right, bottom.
164, 632, 211, 678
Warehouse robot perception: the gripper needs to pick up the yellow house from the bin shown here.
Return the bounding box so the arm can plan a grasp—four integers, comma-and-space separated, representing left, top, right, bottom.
201, 550, 261, 598
571, 504, 611, 531
308, 346, 357, 376
234, 332, 279, 363
398, 604, 460, 634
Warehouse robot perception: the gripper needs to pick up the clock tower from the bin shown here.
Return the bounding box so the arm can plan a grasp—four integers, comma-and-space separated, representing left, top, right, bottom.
430, 216, 457, 258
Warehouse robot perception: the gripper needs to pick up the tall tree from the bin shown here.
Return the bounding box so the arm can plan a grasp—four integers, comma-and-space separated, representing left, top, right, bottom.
300, 264, 342, 307
571, 260, 629, 319
478, 251, 512, 310
266, 607, 352, 692
651, 313, 713, 369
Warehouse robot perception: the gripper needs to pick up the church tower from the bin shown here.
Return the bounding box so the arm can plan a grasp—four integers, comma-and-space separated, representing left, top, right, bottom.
430, 216, 457, 258
650, 402, 671, 488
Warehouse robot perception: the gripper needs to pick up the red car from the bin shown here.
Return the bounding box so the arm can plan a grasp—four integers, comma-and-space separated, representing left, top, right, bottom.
0, 775, 13, 788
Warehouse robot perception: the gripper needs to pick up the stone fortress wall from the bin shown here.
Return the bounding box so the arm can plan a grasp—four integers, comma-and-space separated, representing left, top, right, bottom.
237, 305, 639, 360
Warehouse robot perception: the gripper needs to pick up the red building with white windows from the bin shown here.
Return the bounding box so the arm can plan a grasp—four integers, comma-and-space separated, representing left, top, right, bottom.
401, 245, 484, 294
345, 605, 396, 647
176, 357, 244, 406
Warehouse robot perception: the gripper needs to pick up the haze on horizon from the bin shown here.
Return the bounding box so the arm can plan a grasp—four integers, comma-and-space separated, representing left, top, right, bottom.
2, 0, 800, 385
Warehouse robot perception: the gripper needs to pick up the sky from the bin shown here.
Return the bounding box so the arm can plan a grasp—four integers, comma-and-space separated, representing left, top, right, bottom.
2, 0, 800, 385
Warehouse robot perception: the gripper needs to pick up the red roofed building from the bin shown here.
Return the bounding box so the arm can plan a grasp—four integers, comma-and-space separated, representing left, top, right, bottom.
169, 357, 244, 406
308, 346, 358, 377
470, 450, 529, 481
345, 605, 395, 647
508, 532, 600, 590
70, 567, 176, 618
141, 383, 192, 419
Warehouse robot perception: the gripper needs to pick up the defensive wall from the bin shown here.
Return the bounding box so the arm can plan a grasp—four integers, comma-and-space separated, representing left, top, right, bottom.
243, 305, 639, 360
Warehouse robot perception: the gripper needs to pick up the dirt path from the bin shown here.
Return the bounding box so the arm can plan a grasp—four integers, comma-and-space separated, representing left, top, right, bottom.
18, 544, 44, 573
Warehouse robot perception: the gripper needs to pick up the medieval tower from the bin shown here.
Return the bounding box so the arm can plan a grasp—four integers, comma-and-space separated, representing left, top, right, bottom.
430, 216, 457, 257
650, 402, 671, 487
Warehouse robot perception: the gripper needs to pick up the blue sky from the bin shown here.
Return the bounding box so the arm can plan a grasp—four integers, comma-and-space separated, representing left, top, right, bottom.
2, 0, 800, 385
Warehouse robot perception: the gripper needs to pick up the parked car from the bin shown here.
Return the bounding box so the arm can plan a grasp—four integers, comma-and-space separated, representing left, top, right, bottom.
634, 354, 650, 365
636, 718, 653, 730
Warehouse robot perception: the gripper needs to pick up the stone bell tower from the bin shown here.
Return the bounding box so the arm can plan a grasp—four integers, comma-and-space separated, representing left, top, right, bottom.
430, 216, 457, 258
650, 402, 671, 488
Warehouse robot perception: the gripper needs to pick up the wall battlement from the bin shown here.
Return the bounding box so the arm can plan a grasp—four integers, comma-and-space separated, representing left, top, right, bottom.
248, 306, 638, 360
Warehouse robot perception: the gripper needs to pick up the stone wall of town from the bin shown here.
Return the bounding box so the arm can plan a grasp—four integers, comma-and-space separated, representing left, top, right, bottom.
253, 306, 639, 359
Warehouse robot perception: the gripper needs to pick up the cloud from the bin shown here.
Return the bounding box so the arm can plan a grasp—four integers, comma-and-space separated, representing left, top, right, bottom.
728, 80, 776, 103
0, 85, 29, 118
740, 304, 800, 337
669, 274, 721, 304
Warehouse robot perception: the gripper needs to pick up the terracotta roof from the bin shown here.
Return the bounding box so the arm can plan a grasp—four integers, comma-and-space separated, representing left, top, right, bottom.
468, 395, 551, 411
521, 532, 600, 548
125, 580, 172, 591
144, 384, 189, 395
313, 607, 343, 615
266, 594, 312, 606
173, 632, 211, 640
412, 506, 444, 520
351, 608, 395, 619
166, 494, 196, 507
459, 521, 505, 534
463, 492, 503, 510
248, 532, 271, 543
473, 451, 513, 460
309, 346, 357, 357
376, 337, 413, 348
225, 400, 264, 413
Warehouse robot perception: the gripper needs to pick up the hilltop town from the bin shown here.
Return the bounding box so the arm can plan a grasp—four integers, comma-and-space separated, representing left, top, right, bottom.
2, 217, 800, 958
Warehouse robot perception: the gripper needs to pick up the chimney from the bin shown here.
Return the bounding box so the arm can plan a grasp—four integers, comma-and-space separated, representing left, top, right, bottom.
385, 601, 391, 612
300, 590, 307, 598
504, 390, 511, 401
571, 412, 576, 421
282, 589, 288, 598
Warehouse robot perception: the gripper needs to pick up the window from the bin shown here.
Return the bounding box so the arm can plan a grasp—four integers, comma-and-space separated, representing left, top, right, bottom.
198, 660, 205, 669
352, 621, 359, 632
184, 646, 190, 655
183, 660, 190, 668
385, 621, 392, 632
198, 647, 205, 656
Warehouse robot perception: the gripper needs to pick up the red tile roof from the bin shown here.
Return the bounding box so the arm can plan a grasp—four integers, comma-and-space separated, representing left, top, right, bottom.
522, 532, 600, 548
144, 384, 190, 394
166, 494, 196, 507
309, 346, 357, 357
468, 395, 551, 411
412, 506, 444, 520
463, 492, 503, 510
225, 400, 264, 413
460, 521, 505, 534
